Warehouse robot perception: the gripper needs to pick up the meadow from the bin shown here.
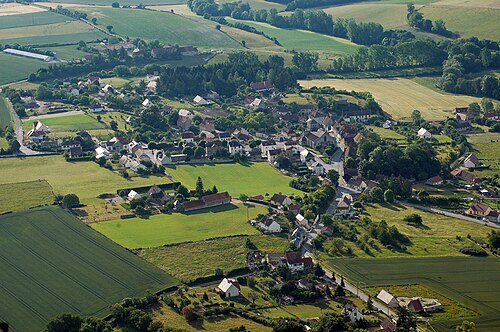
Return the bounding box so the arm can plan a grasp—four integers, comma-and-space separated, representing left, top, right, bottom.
55, 0, 187, 5
322, 3, 408, 29
22, 113, 106, 133
0, 180, 54, 214
0, 52, 48, 85
80, 7, 242, 48
467, 132, 500, 177
0, 207, 177, 332
136, 234, 289, 282
0, 97, 12, 129
299, 78, 481, 121
0, 2, 46, 16
328, 256, 500, 331
0, 155, 168, 204
366, 125, 406, 142
167, 162, 302, 197
0, 30, 107, 46
0, 10, 70, 29
92, 203, 266, 248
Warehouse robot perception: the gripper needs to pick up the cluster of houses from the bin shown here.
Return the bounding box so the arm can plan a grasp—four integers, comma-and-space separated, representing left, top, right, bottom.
377, 289, 443, 314
88, 41, 200, 61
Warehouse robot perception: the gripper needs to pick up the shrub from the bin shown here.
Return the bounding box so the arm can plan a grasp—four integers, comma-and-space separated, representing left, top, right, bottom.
459, 246, 488, 256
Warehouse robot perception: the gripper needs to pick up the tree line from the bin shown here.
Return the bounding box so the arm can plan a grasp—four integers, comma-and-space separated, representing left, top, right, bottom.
406, 3, 457, 38
264, 0, 365, 11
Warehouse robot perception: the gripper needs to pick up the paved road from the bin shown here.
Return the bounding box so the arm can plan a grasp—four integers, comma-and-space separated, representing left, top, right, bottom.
403, 201, 500, 229
7, 99, 42, 156
27, 110, 84, 120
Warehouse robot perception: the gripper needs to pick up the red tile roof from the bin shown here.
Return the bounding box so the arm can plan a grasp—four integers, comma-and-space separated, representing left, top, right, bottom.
202, 192, 230, 203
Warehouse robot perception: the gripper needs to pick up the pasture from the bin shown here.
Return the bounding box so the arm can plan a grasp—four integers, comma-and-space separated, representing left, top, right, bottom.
299, 78, 481, 121
52, 0, 187, 5
92, 203, 266, 248
0, 155, 168, 204
328, 257, 500, 331
136, 234, 289, 282
80, 7, 242, 48
0, 97, 12, 129
0, 180, 54, 214
22, 113, 106, 133
0, 207, 177, 332
167, 162, 302, 197
0, 10, 70, 29
0, 53, 48, 85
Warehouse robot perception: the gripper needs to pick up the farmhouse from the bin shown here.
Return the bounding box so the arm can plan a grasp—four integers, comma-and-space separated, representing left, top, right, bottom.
417, 128, 432, 139
250, 80, 274, 92
464, 154, 481, 169
60, 140, 81, 151
146, 185, 170, 205
284, 251, 313, 272
177, 109, 194, 130
450, 168, 481, 184
217, 278, 240, 298
182, 192, 231, 212
467, 203, 500, 222
377, 289, 399, 307
127, 190, 142, 201
301, 130, 335, 149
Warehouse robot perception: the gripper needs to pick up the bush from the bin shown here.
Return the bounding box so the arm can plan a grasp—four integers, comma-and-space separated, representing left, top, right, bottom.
459, 246, 488, 256
62, 193, 80, 209
404, 213, 423, 225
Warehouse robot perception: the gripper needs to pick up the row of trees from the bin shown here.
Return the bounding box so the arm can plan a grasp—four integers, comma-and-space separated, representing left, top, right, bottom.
407, 3, 457, 38
265, 0, 365, 11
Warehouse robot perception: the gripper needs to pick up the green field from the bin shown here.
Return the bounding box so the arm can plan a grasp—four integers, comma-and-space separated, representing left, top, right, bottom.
39, 44, 90, 60
328, 257, 500, 331
167, 162, 302, 197
23, 113, 106, 133
0, 30, 107, 46
80, 7, 241, 48
0, 11, 71, 30
0, 155, 168, 204
467, 132, 500, 177
0, 180, 54, 214
137, 234, 289, 282
367, 125, 406, 141
92, 203, 266, 248
226, 18, 360, 55
0, 52, 48, 85
0, 97, 12, 129
0, 207, 177, 331
58, 0, 187, 5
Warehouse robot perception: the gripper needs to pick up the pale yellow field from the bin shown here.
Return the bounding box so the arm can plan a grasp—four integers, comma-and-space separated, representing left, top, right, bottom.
433, 0, 500, 9
0, 21, 94, 40
0, 3, 46, 16
299, 78, 482, 121
148, 4, 196, 16
323, 4, 409, 29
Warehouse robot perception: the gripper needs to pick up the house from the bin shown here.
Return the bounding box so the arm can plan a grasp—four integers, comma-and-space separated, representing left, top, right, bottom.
379, 318, 397, 332
260, 140, 277, 156
218, 132, 231, 142
377, 289, 399, 307
60, 140, 81, 151
267, 149, 282, 163
300, 149, 314, 163
464, 154, 480, 169
342, 304, 364, 323
228, 140, 244, 155
403, 297, 424, 313
451, 168, 481, 184
177, 109, 194, 130
259, 216, 281, 233
103, 136, 128, 152
217, 278, 240, 298
467, 203, 500, 222
270, 194, 292, 207
295, 214, 309, 229
178, 46, 198, 56
127, 190, 142, 201
289, 204, 301, 216
309, 161, 325, 175
161, 153, 188, 165
181, 131, 195, 143
142, 98, 152, 108
344, 109, 372, 122
284, 252, 313, 272
95, 146, 111, 159
291, 227, 307, 249
27, 121, 50, 142
417, 128, 432, 139
146, 185, 170, 205
193, 95, 211, 106
150, 45, 177, 58
483, 112, 500, 122
426, 176, 444, 186
301, 130, 335, 149
250, 80, 274, 92
199, 118, 215, 132
147, 80, 157, 92
68, 146, 83, 158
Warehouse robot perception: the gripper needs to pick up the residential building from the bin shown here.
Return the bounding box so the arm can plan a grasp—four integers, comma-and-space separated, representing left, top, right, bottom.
27, 121, 50, 142
218, 278, 240, 298
250, 80, 274, 92
182, 192, 231, 212
259, 216, 281, 233
146, 185, 170, 205
377, 289, 399, 307
344, 109, 372, 122
464, 154, 480, 169
270, 194, 292, 207
284, 252, 313, 272
417, 128, 432, 139
193, 95, 211, 106
426, 176, 444, 186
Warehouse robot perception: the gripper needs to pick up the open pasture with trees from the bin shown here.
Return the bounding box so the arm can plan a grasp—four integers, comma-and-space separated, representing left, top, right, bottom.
92, 203, 266, 248
80, 7, 242, 48
328, 256, 500, 331
299, 78, 482, 121
0, 180, 54, 214
0, 207, 177, 332
167, 162, 302, 197
137, 235, 289, 282
22, 113, 106, 133
0, 155, 168, 204
0, 53, 49, 85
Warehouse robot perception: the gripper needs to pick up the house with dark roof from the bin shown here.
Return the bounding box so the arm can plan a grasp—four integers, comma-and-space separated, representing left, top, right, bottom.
182, 192, 231, 212
467, 203, 500, 222
270, 194, 292, 207
284, 252, 313, 272
344, 109, 372, 122
146, 185, 170, 205
426, 176, 444, 186
250, 80, 274, 92
258, 215, 281, 233
464, 154, 481, 169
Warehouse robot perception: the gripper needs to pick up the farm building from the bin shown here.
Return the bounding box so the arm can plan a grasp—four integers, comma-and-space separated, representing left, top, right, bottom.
377, 289, 399, 307
464, 154, 481, 169
284, 251, 313, 272
417, 128, 432, 139
217, 278, 240, 298
3, 48, 54, 62
182, 192, 231, 212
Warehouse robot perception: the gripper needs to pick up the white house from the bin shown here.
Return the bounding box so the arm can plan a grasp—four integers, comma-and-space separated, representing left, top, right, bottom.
464, 154, 480, 169
142, 98, 152, 108
377, 289, 399, 307
95, 146, 111, 159
193, 95, 211, 106
342, 305, 364, 323
417, 128, 432, 139
284, 252, 313, 272
228, 140, 244, 155
309, 161, 325, 175
127, 190, 142, 201
260, 140, 277, 156
259, 217, 281, 233
217, 278, 241, 298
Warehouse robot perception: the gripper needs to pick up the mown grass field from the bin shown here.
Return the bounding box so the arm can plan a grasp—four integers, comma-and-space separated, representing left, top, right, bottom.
0, 3, 46, 16
92, 203, 266, 249
0, 52, 48, 85
167, 162, 302, 197
226, 18, 360, 55
0, 207, 177, 332
0, 97, 12, 129
0, 155, 168, 204
136, 234, 289, 282
299, 78, 481, 121
80, 7, 241, 48
0, 180, 54, 214
23, 113, 106, 133
0, 10, 71, 29
328, 257, 500, 331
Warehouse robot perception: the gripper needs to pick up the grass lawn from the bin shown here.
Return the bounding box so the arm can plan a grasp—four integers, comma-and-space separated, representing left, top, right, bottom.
0, 97, 12, 129
0, 207, 177, 332
136, 234, 289, 282
92, 203, 267, 249
367, 125, 406, 141
23, 113, 107, 133
300, 78, 481, 121
433, 134, 453, 144
0, 180, 54, 214
0, 155, 168, 204
167, 162, 302, 197
0, 52, 48, 85
327, 256, 500, 331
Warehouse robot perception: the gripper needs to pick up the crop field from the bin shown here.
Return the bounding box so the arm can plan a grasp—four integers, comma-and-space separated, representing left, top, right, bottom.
136, 234, 289, 282
0, 97, 12, 129
0, 155, 168, 204
433, 0, 500, 9
92, 203, 266, 248
0, 180, 54, 214
23, 113, 106, 133
0, 30, 107, 47
0, 207, 177, 332
80, 7, 242, 48
328, 257, 500, 331
167, 162, 302, 197
0, 3, 46, 16
0, 10, 71, 29
56, 0, 187, 5
39, 44, 90, 60
299, 78, 481, 121
323, 3, 408, 29
0, 53, 48, 85
226, 18, 360, 55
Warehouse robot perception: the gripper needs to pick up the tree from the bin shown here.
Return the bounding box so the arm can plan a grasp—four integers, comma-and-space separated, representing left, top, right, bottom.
326, 170, 339, 185
196, 176, 204, 197
182, 306, 197, 322
176, 184, 189, 198
214, 268, 223, 276
456, 320, 476, 332
314, 264, 325, 277
45, 314, 81, 332
111, 2, 120, 8
62, 194, 80, 209
247, 276, 256, 288
106, 25, 114, 33
110, 120, 118, 130
384, 189, 395, 203
239, 194, 248, 203
404, 213, 423, 226
292, 52, 319, 72
369, 187, 384, 203
273, 318, 305, 332
313, 313, 347, 332
248, 291, 258, 304
487, 230, 500, 249
334, 285, 346, 298
9, 139, 20, 153
91, 17, 97, 24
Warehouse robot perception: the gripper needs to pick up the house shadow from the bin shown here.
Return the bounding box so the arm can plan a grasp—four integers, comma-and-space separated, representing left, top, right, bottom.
379, 202, 407, 211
